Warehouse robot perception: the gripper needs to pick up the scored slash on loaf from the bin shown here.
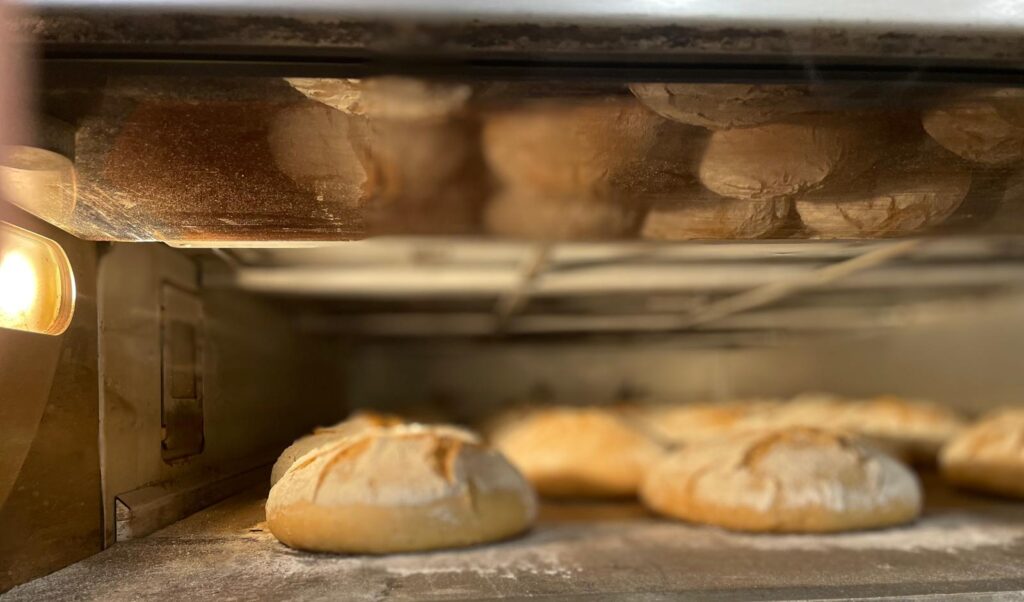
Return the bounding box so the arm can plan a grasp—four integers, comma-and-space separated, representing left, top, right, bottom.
940, 408, 1024, 499
269, 412, 405, 486
641, 426, 923, 533
267, 424, 537, 554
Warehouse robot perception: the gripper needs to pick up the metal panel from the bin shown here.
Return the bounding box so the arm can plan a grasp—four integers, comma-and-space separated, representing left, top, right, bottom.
97, 242, 343, 547
0, 205, 101, 593
16, 0, 1024, 67
160, 284, 204, 462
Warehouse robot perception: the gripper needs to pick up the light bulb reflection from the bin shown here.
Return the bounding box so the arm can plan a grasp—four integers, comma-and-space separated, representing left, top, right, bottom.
0, 248, 37, 319
0, 250, 39, 318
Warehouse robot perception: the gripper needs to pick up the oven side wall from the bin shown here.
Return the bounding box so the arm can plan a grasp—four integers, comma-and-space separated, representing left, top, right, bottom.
0, 208, 101, 592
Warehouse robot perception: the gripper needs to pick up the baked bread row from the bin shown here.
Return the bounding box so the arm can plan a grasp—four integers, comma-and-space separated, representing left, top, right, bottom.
280, 78, 1015, 241
491, 400, 1024, 531
265, 400, 1024, 552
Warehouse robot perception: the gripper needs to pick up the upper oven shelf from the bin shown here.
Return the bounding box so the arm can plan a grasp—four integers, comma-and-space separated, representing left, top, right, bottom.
16, 0, 1024, 70
4, 75, 1024, 246
203, 235, 1024, 340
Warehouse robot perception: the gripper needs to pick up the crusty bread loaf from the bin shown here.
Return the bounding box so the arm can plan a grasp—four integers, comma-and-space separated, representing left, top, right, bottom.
795, 149, 972, 238
286, 77, 472, 121
940, 408, 1024, 498
267, 102, 375, 208
641, 426, 922, 533
641, 188, 791, 240
622, 400, 783, 446
629, 83, 821, 130
481, 98, 699, 201
986, 169, 1024, 234
840, 395, 966, 464
698, 116, 882, 201
484, 187, 642, 241
269, 100, 484, 235
270, 412, 405, 486
267, 424, 536, 553
490, 406, 667, 498
762, 393, 965, 463
922, 100, 1024, 165
764, 392, 851, 428
359, 117, 488, 235
990, 88, 1024, 127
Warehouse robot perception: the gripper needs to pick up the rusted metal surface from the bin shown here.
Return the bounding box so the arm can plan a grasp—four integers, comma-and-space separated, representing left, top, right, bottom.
14, 7, 1024, 67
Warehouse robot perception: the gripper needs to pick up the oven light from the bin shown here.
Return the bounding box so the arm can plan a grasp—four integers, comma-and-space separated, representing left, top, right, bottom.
0, 250, 37, 316
0, 221, 74, 335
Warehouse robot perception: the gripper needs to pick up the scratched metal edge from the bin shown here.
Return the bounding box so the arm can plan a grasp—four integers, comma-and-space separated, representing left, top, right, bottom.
11, 9, 1024, 67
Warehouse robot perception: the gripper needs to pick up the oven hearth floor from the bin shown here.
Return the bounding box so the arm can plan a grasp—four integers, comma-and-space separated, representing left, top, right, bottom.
6, 475, 1024, 601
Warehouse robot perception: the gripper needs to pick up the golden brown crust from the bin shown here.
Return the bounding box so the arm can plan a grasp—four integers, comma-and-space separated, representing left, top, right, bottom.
481, 98, 699, 201
270, 412, 406, 486
629, 83, 821, 130
697, 116, 883, 201
922, 100, 1024, 165
267, 425, 536, 553
940, 408, 1024, 498
641, 190, 791, 240
622, 400, 783, 446
490, 406, 667, 499
286, 77, 473, 121
641, 427, 922, 533
279, 78, 487, 236
744, 394, 965, 464
267, 490, 533, 554
795, 147, 971, 238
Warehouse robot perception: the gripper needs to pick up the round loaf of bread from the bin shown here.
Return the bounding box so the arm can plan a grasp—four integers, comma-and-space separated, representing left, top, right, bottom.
922, 101, 1024, 165
766, 392, 851, 427
484, 188, 642, 241
359, 117, 488, 235
841, 395, 966, 464
267, 102, 375, 208
641, 426, 922, 533
698, 116, 881, 201
270, 104, 486, 236
795, 153, 971, 238
266, 424, 537, 553
481, 98, 699, 201
990, 88, 1024, 127
623, 400, 783, 446
286, 77, 472, 121
490, 406, 667, 498
760, 393, 964, 463
641, 189, 791, 240
629, 83, 821, 130
270, 412, 405, 486
940, 408, 1024, 498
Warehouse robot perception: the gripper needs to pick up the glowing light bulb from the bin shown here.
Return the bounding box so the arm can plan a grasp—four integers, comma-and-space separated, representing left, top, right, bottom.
0, 250, 38, 317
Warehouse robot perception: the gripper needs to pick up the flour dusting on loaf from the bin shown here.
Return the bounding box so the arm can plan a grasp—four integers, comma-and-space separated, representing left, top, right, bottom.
267, 424, 536, 553
270, 412, 404, 486
940, 408, 1024, 498
641, 426, 922, 533
698, 116, 884, 201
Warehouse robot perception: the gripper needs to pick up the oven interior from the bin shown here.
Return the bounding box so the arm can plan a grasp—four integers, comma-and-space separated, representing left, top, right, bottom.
3, 45, 1024, 599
